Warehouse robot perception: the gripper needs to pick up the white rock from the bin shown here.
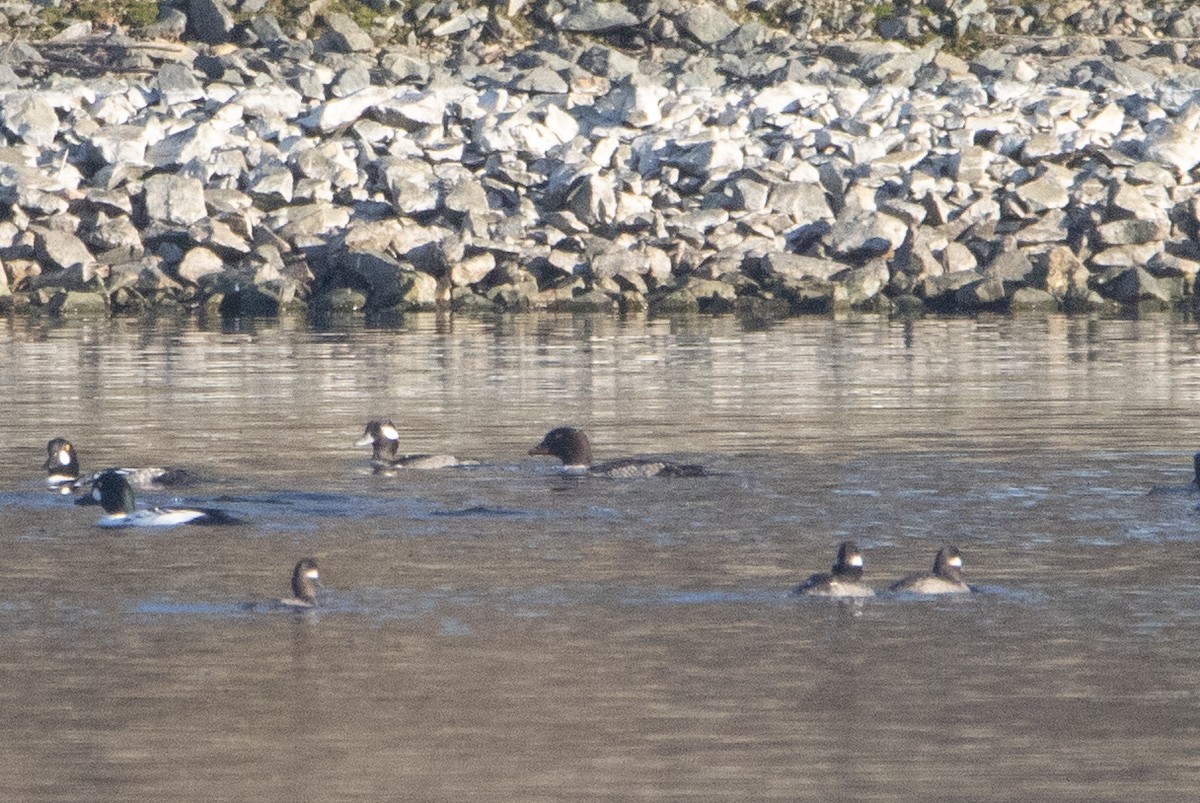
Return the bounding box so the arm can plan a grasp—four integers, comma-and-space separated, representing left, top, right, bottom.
1144, 121, 1200, 174
307, 87, 393, 134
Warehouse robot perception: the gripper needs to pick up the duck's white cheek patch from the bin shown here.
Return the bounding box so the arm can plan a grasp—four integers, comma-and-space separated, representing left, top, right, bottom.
59, 451, 73, 466
305, 569, 320, 580
381, 424, 400, 440
848, 555, 864, 567
948, 556, 963, 568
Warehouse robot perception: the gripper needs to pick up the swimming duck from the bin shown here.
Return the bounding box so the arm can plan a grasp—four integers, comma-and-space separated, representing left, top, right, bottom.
528, 427, 705, 478
273, 558, 322, 609
44, 437, 198, 497
889, 546, 971, 594
1148, 452, 1200, 494
92, 470, 243, 528
792, 541, 875, 598
355, 420, 469, 470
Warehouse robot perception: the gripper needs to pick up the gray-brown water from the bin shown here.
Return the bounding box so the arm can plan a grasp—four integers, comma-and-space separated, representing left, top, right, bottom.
2, 311, 1200, 801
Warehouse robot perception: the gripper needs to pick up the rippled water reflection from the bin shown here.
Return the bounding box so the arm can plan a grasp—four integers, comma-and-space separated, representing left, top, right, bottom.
3, 310, 1200, 800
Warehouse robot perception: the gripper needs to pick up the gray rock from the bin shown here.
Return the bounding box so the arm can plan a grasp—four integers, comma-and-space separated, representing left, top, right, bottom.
1, 92, 57, 149
823, 208, 908, 260
1143, 121, 1200, 175
246, 165, 295, 205
514, 67, 570, 95
648, 286, 701, 315
36, 230, 94, 273
675, 4, 738, 45
1009, 287, 1059, 311
565, 172, 617, 228
985, 249, 1036, 284
1041, 246, 1088, 298
670, 139, 745, 181
156, 63, 203, 106
176, 247, 227, 284
307, 87, 392, 134
143, 174, 208, 226
591, 247, 672, 283
379, 158, 439, 215
952, 146, 989, 183
1107, 267, 1177, 305
769, 182, 834, 222
87, 215, 143, 253
89, 125, 151, 166
775, 276, 849, 314
1014, 170, 1070, 212
1110, 182, 1168, 223
47, 290, 108, 315
755, 253, 845, 282
1089, 243, 1162, 269
555, 2, 640, 32
187, 0, 235, 44
331, 65, 372, 98
450, 253, 496, 287
274, 203, 351, 242
247, 14, 287, 44
551, 287, 618, 313
319, 12, 374, 53
142, 8, 188, 39
831, 259, 889, 305
1096, 219, 1165, 246
955, 277, 1008, 310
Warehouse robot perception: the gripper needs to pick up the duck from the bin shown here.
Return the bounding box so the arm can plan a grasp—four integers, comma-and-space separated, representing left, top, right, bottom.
889, 546, 972, 594
528, 427, 705, 478
44, 437, 199, 497
273, 558, 322, 609
355, 419, 470, 470
792, 541, 875, 598
92, 470, 244, 528
1148, 452, 1200, 494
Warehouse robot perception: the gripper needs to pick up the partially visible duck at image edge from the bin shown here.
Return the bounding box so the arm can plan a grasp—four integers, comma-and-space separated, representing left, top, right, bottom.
355, 420, 471, 470
889, 546, 972, 594
44, 437, 199, 498
1148, 452, 1200, 495
92, 470, 244, 528
528, 427, 706, 478
792, 540, 875, 598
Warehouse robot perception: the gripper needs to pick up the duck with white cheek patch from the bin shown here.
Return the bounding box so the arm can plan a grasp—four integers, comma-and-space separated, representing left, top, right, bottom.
792, 541, 875, 598
273, 558, 322, 610
44, 437, 199, 499
355, 419, 472, 470
889, 546, 972, 594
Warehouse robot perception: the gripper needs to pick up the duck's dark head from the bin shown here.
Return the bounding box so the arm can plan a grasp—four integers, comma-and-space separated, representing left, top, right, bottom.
94, 470, 135, 515
44, 438, 79, 478
933, 545, 965, 582
832, 540, 865, 580
356, 420, 400, 460
291, 557, 321, 605
529, 427, 592, 467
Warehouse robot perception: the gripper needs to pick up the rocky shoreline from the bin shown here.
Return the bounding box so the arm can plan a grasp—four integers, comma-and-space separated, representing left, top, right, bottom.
3, 1, 1200, 319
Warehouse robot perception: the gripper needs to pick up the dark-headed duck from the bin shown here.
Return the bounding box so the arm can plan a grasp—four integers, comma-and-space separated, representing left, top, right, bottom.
92, 470, 243, 528
792, 541, 875, 598
355, 420, 471, 470
528, 427, 705, 478
889, 546, 971, 595
44, 437, 199, 500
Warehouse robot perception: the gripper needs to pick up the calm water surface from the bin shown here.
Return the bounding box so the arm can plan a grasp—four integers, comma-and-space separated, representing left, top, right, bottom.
2, 311, 1200, 800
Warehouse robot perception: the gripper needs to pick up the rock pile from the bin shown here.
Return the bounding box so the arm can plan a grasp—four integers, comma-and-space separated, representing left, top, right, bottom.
3, 0, 1200, 318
